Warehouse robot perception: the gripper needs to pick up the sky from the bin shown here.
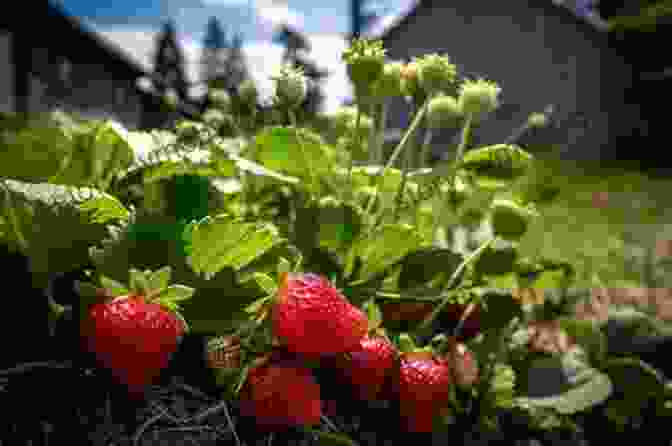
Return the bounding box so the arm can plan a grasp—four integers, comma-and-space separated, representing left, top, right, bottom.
54, 0, 417, 113
53, 0, 602, 113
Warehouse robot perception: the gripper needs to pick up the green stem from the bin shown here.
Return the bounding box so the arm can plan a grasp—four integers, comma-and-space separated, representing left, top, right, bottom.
419, 128, 434, 169
456, 113, 473, 162
415, 236, 495, 336
364, 99, 429, 217
376, 102, 388, 165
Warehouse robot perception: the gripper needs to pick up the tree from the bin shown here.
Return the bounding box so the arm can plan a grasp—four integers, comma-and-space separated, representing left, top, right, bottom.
200, 17, 250, 99
153, 21, 189, 102
201, 17, 229, 91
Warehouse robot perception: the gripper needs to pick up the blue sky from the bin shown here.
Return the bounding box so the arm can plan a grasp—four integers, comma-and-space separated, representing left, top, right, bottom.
53, 0, 410, 111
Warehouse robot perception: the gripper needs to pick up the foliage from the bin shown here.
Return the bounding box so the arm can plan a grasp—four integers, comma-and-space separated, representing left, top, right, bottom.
0, 37, 669, 444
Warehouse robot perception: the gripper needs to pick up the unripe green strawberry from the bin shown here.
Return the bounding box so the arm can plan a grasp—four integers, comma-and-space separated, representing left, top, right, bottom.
491, 199, 537, 241
372, 61, 405, 98
82, 293, 186, 398
426, 94, 462, 129
272, 273, 369, 357
272, 64, 307, 109
334, 334, 398, 401
392, 350, 452, 432
458, 78, 501, 120
238, 356, 322, 430
238, 79, 258, 107
342, 38, 386, 96
208, 88, 231, 111
415, 53, 457, 95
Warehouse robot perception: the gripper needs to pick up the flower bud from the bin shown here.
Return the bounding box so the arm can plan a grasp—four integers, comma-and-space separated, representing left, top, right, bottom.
342, 38, 386, 96
491, 199, 537, 241
458, 78, 501, 119
372, 61, 404, 98
401, 61, 420, 98
163, 88, 179, 109
208, 88, 231, 111
426, 94, 462, 129
330, 106, 373, 139
237, 79, 258, 108
272, 64, 307, 109
527, 112, 548, 128
415, 53, 457, 95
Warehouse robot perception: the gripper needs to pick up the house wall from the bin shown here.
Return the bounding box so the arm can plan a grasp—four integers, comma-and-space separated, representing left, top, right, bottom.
26, 45, 144, 129
382, 1, 642, 162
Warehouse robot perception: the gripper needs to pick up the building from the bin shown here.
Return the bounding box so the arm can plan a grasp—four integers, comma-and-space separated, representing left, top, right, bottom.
373, 0, 646, 164
0, 2, 198, 130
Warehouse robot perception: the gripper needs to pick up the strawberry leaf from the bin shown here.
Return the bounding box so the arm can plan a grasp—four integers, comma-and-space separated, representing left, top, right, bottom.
77, 195, 130, 224
277, 257, 292, 277
398, 248, 463, 291
250, 273, 278, 295
99, 276, 129, 296
185, 214, 284, 278
345, 223, 423, 285
154, 284, 195, 304
129, 268, 151, 294
147, 266, 172, 291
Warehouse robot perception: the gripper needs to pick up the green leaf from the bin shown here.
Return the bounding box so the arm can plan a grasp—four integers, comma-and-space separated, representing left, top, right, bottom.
251, 272, 278, 295
147, 266, 172, 291
0, 180, 112, 288
99, 276, 129, 296
228, 153, 300, 184
397, 248, 463, 291
78, 195, 130, 224
514, 370, 613, 415
252, 126, 332, 185
473, 239, 519, 277
479, 289, 523, 332
278, 257, 292, 277
186, 214, 284, 278
154, 284, 195, 304
491, 198, 537, 241
346, 223, 423, 284
460, 144, 533, 190
603, 357, 666, 410
301, 429, 358, 446
557, 318, 606, 364
129, 268, 151, 294
143, 151, 236, 183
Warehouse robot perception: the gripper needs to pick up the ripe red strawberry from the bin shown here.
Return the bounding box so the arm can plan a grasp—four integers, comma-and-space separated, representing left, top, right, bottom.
392, 351, 452, 433
448, 342, 479, 387
334, 334, 398, 401
238, 357, 322, 430
272, 273, 368, 356
82, 293, 186, 398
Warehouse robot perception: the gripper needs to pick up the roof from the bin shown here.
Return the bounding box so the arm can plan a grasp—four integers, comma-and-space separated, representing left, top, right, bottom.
43, 2, 150, 80
373, 0, 609, 44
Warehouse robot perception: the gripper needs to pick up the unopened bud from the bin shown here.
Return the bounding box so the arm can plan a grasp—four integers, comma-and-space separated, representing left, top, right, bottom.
458, 78, 501, 119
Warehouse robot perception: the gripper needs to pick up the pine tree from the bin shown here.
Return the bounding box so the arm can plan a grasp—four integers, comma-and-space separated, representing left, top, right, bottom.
153, 20, 189, 102
200, 17, 230, 91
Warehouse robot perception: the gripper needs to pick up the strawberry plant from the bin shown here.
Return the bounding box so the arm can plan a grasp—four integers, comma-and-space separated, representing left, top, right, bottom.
0, 39, 671, 446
